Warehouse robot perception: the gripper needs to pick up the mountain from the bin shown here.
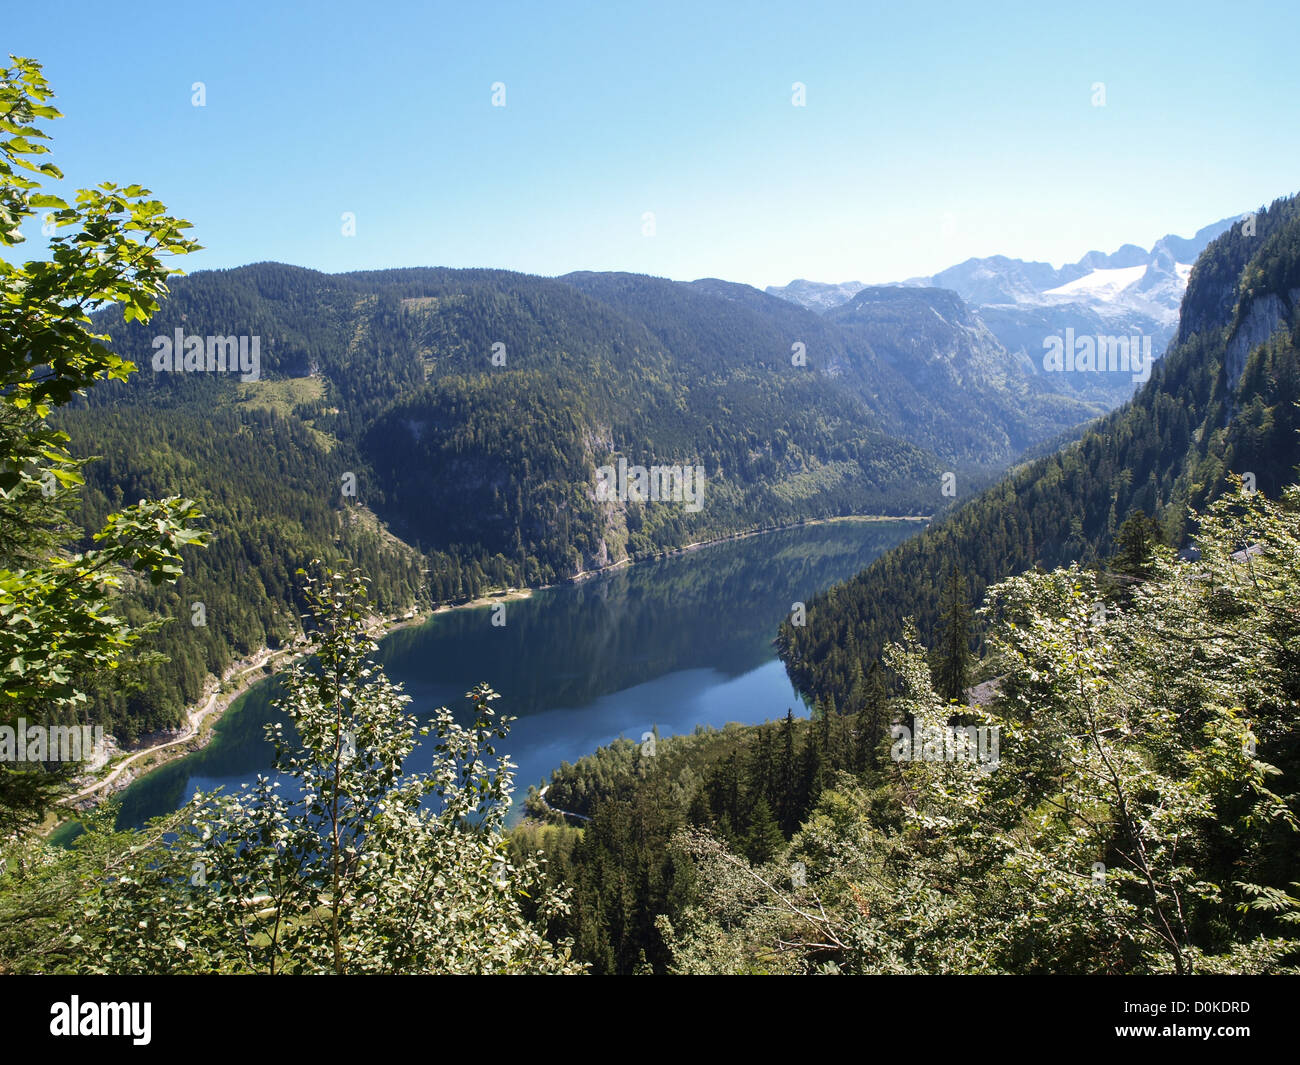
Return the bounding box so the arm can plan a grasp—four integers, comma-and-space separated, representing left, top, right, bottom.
766, 215, 1243, 410
777, 193, 1300, 719
909, 254, 1078, 306
764, 278, 866, 312
71, 259, 1156, 735
513, 197, 1300, 977
904, 216, 1236, 316
62, 265, 956, 733
72, 207, 1281, 742
558, 273, 1104, 467
823, 286, 1106, 459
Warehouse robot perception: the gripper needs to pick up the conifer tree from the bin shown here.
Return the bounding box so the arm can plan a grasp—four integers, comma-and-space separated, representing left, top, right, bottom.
745, 730, 773, 818
854, 663, 889, 772
744, 798, 785, 864
1111, 509, 1162, 583
933, 567, 972, 704
776, 709, 799, 835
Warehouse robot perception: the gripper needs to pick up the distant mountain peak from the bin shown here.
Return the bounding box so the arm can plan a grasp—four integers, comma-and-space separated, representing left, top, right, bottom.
765, 215, 1243, 407
764, 278, 866, 312
767, 215, 1239, 317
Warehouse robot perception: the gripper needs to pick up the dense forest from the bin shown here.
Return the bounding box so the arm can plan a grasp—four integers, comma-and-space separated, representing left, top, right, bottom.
514, 703, 874, 973
3, 50, 1298, 981
778, 193, 1300, 723
503, 191, 1300, 975
58, 248, 1105, 736
62, 403, 426, 740
513, 480, 1300, 972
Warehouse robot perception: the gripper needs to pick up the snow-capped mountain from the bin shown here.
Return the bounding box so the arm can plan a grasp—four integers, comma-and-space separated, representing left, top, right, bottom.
769, 217, 1235, 320
1043, 264, 1159, 300
762, 278, 867, 313
765, 214, 1244, 411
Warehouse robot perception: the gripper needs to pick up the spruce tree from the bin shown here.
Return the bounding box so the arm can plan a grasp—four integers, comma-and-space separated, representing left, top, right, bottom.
855, 662, 889, 772
1112, 510, 1162, 583
744, 798, 785, 864
776, 709, 798, 836
800, 722, 824, 817
934, 567, 973, 704
745, 730, 773, 817
818, 694, 836, 771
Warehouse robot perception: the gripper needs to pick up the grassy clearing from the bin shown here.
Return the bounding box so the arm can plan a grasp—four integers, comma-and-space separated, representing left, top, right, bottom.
230, 377, 334, 450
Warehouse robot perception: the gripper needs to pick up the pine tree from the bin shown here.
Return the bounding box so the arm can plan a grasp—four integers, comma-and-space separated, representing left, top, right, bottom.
745, 730, 773, 816
744, 798, 785, 864
686, 788, 713, 828
1112, 510, 1162, 583
818, 694, 836, 771
934, 567, 972, 704
776, 709, 799, 836
800, 721, 824, 817
855, 662, 889, 772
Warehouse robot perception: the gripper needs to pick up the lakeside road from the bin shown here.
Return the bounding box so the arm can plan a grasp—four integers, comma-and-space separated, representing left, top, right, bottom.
61, 512, 931, 815
67, 646, 297, 804
61, 615, 419, 814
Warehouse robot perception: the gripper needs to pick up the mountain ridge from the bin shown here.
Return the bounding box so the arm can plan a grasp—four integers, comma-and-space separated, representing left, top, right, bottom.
777, 192, 1300, 718
766, 214, 1244, 410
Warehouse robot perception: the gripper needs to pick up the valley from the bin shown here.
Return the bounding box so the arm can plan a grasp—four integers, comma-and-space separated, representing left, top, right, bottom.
3, 8, 1298, 994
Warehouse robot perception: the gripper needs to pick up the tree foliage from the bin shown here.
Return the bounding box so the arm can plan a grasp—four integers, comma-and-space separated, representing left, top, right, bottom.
0, 55, 205, 826
546, 485, 1300, 973
1, 565, 582, 974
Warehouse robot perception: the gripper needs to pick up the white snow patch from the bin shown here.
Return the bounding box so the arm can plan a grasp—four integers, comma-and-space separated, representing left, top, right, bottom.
1043, 265, 1148, 300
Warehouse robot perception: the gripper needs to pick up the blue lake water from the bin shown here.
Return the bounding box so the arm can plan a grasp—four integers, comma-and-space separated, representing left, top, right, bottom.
111, 520, 921, 827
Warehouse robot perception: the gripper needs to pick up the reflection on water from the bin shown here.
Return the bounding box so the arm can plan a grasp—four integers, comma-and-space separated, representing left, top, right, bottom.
112, 520, 919, 828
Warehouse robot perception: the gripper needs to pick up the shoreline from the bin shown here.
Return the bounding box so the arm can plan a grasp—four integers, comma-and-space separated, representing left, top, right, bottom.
52, 607, 436, 827
55, 511, 930, 824
564, 512, 931, 583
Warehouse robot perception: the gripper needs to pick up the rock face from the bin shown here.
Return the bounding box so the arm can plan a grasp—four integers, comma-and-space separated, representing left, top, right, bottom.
1224, 289, 1299, 397
913, 255, 1074, 306
826, 287, 1011, 388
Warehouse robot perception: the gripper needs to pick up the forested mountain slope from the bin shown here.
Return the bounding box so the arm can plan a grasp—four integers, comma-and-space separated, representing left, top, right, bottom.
523, 477, 1300, 974
63, 402, 427, 741
61, 265, 953, 735
825, 285, 1107, 458
63, 218, 1241, 741
779, 192, 1300, 716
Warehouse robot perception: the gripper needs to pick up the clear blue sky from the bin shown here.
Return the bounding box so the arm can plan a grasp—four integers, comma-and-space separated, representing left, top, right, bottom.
9, 0, 1299, 289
